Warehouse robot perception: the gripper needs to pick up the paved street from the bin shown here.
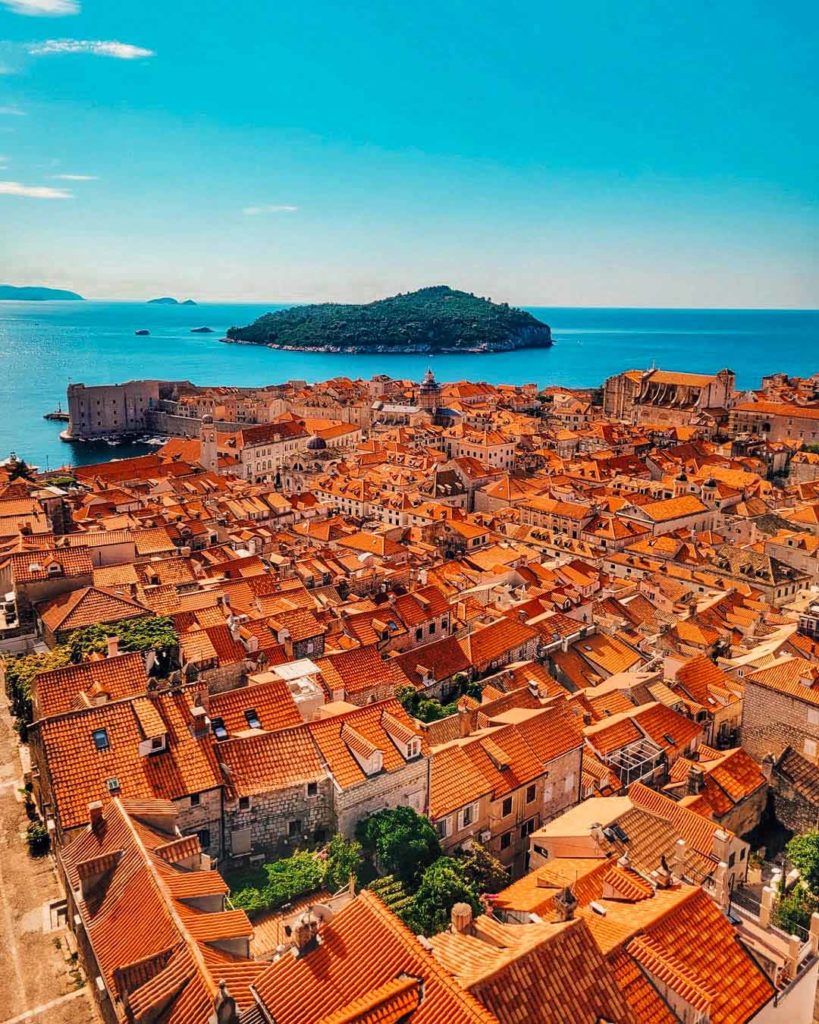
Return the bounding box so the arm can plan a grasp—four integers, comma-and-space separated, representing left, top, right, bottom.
0, 695, 95, 1024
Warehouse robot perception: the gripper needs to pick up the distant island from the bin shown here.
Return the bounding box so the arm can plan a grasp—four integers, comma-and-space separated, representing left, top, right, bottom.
224, 285, 552, 353
148, 297, 197, 305
0, 284, 84, 301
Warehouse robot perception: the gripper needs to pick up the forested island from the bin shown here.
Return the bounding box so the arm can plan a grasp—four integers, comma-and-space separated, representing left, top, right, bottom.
224, 286, 552, 353
0, 284, 84, 301
148, 297, 197, 305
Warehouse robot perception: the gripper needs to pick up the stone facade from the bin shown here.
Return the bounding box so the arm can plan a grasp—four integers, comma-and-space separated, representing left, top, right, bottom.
334, 757, 428, 838
742, 680, 819, 762
225, 777, 334, 858
176, 786, 224, 860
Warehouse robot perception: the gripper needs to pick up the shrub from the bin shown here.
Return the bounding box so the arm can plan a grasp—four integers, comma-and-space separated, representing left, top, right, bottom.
323, 834, 364, 892
3, 647, 71, 736
227, 851, 324, 917
787, 832, 819, 893
26, 821, 50, 856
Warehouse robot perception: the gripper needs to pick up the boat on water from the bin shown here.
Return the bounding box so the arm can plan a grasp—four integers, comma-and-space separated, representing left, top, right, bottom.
43, 406, 69, 422
135, 329, 150, 336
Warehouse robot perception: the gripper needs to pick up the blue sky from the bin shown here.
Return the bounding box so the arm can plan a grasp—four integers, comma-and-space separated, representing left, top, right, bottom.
0, 0, 817, 306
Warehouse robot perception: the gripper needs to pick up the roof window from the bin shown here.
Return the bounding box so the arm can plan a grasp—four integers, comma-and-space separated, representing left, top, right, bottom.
92, 728, 110, 751
244, 708, 262, 730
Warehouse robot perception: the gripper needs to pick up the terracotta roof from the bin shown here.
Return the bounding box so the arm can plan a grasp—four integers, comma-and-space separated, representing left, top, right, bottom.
34, 651, 147, 719
252, 891, 498, 1024
39, 586, 149, 635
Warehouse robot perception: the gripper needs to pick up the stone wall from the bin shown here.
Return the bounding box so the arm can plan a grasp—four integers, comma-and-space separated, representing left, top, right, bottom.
335, 759, 428, 837
742, 681, 819, 761
177, 787, 223, 860
224, 778, 334, 858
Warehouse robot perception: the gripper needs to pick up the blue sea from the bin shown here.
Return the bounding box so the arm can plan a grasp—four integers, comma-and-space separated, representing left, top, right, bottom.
0, 301, 815, 470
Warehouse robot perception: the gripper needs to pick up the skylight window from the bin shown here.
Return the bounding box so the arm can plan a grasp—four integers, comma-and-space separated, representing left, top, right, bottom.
244, 708, 262, 730
92, 728, 110, 751
211, 716, 228, 741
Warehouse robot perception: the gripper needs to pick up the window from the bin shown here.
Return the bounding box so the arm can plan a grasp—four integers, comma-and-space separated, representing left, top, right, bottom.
190, 792, 200, 807
92, 728, 109, 751
429, 623, 436, 635
459, 803, 478, 830
197, 829, 211, 850
407, 740, 420, 759
238, 796, 250, 811
244, 708, 262, 730
436, 817, 452, 839
500, 832, 512, 850
728, 852, 736, 868
150, 736, 165, 751
211, 717, 228, 741
502, 797, 513, 817
415, 628, 423, 642
526, 784, 537, 804
307, 781, 318, 797
520, 818, 535, 839
288, 819, 302, 837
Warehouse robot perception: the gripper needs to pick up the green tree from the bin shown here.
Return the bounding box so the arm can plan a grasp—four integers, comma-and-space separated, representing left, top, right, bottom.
356, 806, 441, 888
406, 857, 480, 936
787, 832, 819, 892
323, 834, 363, 892
774, 883, 819, 934
459, 841, 509, 894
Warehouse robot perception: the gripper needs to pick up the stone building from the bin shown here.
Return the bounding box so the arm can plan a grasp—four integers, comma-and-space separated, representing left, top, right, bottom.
741, 656, 819, 762
602, 367, 735, 427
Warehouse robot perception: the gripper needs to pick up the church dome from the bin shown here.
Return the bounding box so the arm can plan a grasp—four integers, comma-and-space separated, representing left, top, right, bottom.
307, 435, 327, 450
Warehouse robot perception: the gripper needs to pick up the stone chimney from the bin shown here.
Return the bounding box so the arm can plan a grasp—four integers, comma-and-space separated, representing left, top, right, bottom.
554, 885, 577, 922
106, 636, 119, 659
458, 705, 472, 739
292, 910, 320, 955
451, 902, 473, 934
89, 800, 104, 832
686, 764, 705, 796
712, 828, 731, 864
210, 980, 238, 1024
671, 837, 687, 876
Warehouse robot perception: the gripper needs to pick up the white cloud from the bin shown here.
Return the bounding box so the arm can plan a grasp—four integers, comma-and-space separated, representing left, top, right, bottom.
0, 179, 72, 198
28, 39, 155, 59
1, 0, 79, 14
52, 172, 96, 180
243, 204, 298, 216
0, 106, 26, 115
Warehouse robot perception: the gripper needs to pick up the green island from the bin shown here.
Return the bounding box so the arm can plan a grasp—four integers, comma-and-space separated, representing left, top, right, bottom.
224, 285, 552, 353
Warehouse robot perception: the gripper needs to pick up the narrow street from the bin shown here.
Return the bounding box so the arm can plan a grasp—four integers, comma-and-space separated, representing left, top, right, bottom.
0, 694, 95, 1024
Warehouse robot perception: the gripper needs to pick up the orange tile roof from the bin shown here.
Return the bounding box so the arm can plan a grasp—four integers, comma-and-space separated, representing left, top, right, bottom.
39, 586, 149, 635
252, 891, 498, 1024
36, 685, 221, 831
34, 651, 147, 719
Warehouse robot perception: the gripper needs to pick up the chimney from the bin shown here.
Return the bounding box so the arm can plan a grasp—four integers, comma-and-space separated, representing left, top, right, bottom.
712, 828, 731, 864
554, 885, 577, 922
458, 705, 472, 739
291, 911, 319, 955
106, 636, 119, 659
451, 902, 473, 934
88, 800, 104, 832
517, 609, 528, 623
210, 980, 238, 1024
686, 764, 705, 796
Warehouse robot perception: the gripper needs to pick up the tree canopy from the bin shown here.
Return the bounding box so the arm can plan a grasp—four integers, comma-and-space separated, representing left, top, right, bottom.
355, 806, 441, 888
787, 831, 819, 892
406, 857, 481, 936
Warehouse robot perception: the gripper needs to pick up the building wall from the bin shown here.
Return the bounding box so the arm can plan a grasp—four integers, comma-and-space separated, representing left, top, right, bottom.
176, 787, 223, 861
224, 778, 334, 858
66, 380, 160, 439
742, 682, 819, 762
334, 759, 428, 838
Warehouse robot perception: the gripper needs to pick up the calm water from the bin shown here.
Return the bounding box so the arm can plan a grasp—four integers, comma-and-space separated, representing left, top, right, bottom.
0, 301, 815, 469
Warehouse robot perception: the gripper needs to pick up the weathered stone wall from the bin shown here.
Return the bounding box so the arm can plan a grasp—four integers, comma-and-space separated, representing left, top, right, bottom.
335, 759, 428, 837
224, 778, 334, 858
742, 681, 819, 761
177, 787, 223, 860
